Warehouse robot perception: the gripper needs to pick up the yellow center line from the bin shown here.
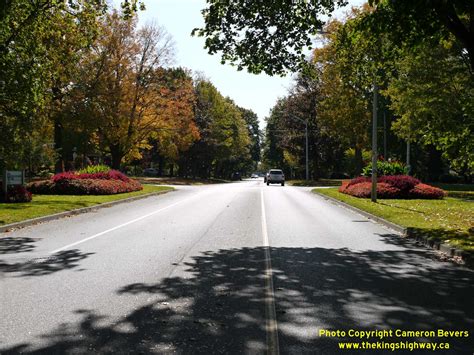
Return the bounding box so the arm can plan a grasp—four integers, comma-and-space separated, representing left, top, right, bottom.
261, 188, 280, 355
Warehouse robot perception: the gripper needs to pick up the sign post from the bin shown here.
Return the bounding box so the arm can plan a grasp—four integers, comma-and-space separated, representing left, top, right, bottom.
2, 170, 25, 201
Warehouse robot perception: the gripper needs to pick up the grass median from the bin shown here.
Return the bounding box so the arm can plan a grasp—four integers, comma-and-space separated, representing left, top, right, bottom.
313, 187, 474, 252
0, 185, 174, 226
288, 179, 342, 187
132, 177, 230, 185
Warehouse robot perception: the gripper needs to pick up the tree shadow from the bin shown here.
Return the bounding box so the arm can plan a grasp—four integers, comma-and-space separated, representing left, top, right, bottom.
407, 227, 474, 256
2, 246, 473, 354
0, 237, 38, 254
447, 191, 474, 200
0, 249, 94, 277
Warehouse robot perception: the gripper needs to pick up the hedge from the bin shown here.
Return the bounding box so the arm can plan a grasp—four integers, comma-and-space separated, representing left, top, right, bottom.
6, 185, 32, 202
52, 170, 129, 183
339, 175, 445, 199
28, 178, 142, 195
409, 183, 446, 199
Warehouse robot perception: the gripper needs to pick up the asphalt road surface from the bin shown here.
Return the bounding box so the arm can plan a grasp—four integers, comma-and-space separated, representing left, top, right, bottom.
1, 179, 473, 354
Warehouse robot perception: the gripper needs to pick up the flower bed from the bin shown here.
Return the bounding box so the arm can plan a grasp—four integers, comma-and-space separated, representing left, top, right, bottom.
6, 185, 32, 202
339, 175, 445, 199
52, 170, 130, 182
28, 169, 142, 195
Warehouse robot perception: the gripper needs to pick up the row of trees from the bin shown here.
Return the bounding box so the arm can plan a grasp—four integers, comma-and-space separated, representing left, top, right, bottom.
194, 0, 473, 182
1, 2, 260, 178
262, 4, 473, 181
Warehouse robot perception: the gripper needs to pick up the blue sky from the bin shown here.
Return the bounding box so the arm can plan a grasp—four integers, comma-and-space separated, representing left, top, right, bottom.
113, 0, 365, 127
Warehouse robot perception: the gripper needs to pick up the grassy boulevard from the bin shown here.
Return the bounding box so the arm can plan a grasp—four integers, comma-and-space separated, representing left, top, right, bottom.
313, 186, 474, 253
0, 185, 174, 226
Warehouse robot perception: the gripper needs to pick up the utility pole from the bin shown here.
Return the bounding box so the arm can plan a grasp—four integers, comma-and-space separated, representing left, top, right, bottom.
290, 115, 309, 181
304, 120, 309, 181
406, 140, 411, 175
383, 110, 387, 159
371, 80, 378, 203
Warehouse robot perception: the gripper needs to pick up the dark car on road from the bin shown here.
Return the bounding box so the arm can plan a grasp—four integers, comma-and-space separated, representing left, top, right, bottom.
143, 168, 159, 176
231, 172, 242, 181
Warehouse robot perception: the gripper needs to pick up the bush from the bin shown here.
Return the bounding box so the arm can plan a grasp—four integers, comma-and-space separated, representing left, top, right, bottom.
342, 148, 371, 176
378, 175, 421, 194
345, 175, 421, 195
339, 180, 349, 193
438, 174, 462, 183
409, 183, 446, 199
346, 176, 371, 188
339, 176, 445, 200
344, 182, 400, 199
362, 160, 408, 177
6, 185, 32, 203
28, 178, 142, 195
330, 172, 350, 179
52, 170, 129, 183
77, 164, 111, 174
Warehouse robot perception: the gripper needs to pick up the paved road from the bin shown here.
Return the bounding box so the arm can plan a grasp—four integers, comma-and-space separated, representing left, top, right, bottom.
1, 180, 473, 354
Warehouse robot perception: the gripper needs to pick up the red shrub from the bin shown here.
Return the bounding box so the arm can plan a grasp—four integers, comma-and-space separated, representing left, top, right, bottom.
52, 170, 130, 183
378, 175, 420, 193
377, 183, 402, 198
6, 185, 32, 203
344, 182, 372, 198
52, 172, 77, 182
28, 179, 142, 195
344, 182, 400, 198
339, 180, 350, 193
409, 183, 446, 199
27, 180, 55, 194
347, 176, 371, 187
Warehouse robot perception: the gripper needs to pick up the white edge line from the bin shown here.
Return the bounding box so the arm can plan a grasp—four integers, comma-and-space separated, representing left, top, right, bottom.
261, 188, 280, 354
50, 194, 196, 254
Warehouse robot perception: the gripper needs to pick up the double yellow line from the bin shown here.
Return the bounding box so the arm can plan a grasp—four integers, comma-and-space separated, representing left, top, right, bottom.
261, 188, 280, 355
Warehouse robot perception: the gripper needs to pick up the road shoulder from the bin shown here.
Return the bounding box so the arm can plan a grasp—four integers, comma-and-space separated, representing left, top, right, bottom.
0, 186, 174, 233
312, 188, 473, 268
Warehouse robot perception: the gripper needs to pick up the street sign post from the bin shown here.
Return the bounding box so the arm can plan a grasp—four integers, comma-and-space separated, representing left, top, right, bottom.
6, 171, 24, 185
2, 170, 25, 201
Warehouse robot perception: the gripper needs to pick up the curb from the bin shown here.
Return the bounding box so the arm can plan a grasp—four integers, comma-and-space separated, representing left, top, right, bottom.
312, 191, 473, 268
0, 189, 174, 233
312, 191, 406, 234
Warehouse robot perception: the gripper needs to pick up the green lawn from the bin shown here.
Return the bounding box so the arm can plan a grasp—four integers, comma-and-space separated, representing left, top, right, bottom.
132, 177, 230, 185
313, 187, 474, 252
430, 183, 474, 199
288, 179, 343, 187
0, 185, 174, 226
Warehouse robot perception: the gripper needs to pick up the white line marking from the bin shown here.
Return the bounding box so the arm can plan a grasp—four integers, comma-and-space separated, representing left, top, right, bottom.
50, 193, 199, 254
261, 188, 280, 354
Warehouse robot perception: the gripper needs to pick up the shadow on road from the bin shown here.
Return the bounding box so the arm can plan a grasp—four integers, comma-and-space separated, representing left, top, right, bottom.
0, 237, 38, 254
0, 249, 94, 277
2, 241, 473, 354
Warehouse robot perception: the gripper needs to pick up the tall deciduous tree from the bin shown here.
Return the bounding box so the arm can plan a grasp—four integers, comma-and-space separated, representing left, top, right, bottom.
151, 68, 200, 167
367, 0, 474, 71
0, 1, 144, 171
238, 107, 262, 171
179, 80, 251, 179
192, 0, 348, 75
315, 19, 372, 175
386, 40, 474, 179
82, 12, 175, 169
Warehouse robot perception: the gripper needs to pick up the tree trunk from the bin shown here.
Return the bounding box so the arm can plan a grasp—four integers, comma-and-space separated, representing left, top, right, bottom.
354, 146, 363, 176
54, 117, 64, 173
169, 164, 174, 177
110, 145, 123, 170
158, 155, 164, 177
